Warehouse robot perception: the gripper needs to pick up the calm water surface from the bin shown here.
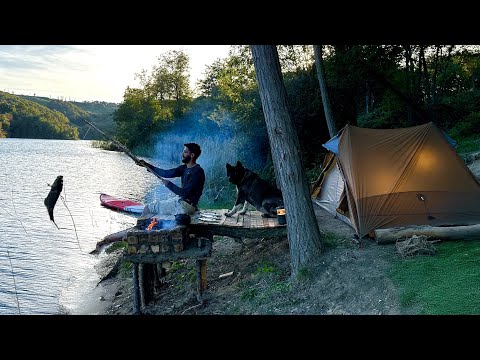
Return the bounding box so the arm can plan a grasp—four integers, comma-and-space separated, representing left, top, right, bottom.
0, 139, 172, 315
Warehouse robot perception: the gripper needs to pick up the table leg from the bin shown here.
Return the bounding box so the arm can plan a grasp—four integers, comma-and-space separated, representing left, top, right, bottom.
132, 263, 141, 315
196, 259, 207, 302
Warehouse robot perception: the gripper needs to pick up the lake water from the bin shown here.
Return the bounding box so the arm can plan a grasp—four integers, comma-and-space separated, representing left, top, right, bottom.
0, 138, 174, 315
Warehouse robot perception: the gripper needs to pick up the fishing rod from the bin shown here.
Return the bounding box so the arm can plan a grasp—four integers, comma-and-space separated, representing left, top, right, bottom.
80, 118, 164, 180
81, 118, 141, 163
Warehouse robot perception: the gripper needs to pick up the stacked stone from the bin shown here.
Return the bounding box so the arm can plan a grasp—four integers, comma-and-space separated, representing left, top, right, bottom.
126, 226, 188, 255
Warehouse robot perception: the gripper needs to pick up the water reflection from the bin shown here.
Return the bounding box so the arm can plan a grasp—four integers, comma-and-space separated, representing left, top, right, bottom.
0, 139, 171, 314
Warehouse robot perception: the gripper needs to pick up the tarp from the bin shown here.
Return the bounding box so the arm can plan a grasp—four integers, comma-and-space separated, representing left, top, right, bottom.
322, 134, 340, 154
312, 122, 480, 238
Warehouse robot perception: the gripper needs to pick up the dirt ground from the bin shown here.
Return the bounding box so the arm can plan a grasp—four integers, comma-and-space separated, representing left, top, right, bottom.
95, 205, 405, 316
94, 155, 480, 316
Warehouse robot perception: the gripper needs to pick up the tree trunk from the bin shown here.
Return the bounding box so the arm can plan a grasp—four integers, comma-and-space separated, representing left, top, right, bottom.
419, 46, 431, 106
431, 45, 440, 104
250, 45, 323, 277
365, 81, 370, 114
403, 45, 415, 124
313, 45, 337, 137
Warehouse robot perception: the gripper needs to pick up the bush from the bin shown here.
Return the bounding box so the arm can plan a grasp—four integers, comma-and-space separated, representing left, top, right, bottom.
450, 111, 480, 137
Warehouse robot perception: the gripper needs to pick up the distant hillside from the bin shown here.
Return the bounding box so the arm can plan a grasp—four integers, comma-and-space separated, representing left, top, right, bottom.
18, 94, 118, 140
0, 91, 79, 139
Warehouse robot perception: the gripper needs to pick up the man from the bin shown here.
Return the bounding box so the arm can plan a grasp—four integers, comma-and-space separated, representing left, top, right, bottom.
136, 143, 205, 222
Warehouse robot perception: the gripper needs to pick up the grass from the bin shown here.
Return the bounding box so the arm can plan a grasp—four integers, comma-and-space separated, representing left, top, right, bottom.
386, 135, 480, 315
322, 230, 352, 249
106, 241, 127, 254
119, 261, 132, 278
457, 137, 480, 155
91, 140, 118, 151
239, 261, 292, 307
389, 241, 480, 314
450, 131, 480, 155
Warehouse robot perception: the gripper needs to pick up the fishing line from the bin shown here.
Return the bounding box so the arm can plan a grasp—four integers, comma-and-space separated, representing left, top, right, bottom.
0, 204, 23, 315
213, 185, 225, 203
59, 195, 83, 254
10, 187, 30, 237
6, 249, 21, 315
0, 202, 29, 238
83, 125, 92, 140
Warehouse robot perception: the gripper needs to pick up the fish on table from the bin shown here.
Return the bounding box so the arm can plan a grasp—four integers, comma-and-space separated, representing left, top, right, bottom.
199, 212, 222, 218
44, 175, 63, 229
198, 217, 222, 223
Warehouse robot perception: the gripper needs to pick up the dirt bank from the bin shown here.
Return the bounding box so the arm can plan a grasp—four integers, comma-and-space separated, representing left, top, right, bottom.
94, 205, 405, 315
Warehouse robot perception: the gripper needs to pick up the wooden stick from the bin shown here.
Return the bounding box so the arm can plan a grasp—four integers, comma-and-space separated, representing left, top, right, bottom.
218, 271, 234, 279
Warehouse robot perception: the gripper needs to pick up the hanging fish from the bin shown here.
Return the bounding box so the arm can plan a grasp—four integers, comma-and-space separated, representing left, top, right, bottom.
44, 175, 63, 228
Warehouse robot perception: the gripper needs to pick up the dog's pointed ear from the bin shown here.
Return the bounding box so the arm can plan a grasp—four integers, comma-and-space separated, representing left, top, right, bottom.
226, 163, 232, 170
236, 161, 244, 169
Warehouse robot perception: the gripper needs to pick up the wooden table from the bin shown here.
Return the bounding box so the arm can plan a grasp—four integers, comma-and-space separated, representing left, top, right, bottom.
124, 226, 212, 314
112, 209, 287, 314
189, 209, 287, 241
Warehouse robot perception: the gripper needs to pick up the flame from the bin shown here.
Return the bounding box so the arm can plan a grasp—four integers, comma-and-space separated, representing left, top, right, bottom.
147, 218, 158, 230
277, 208, 286, 216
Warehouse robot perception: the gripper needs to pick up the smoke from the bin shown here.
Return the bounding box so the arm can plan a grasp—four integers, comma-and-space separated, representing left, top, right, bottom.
149, 101, 269, 207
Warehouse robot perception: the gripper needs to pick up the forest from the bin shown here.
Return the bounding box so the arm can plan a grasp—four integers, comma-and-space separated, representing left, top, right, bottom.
112, 45, 480, 178
0, 91, 117, 140
2, 45, 479, 179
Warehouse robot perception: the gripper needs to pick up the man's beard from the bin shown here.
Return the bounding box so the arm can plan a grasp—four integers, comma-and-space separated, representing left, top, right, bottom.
181, 155, 191, 164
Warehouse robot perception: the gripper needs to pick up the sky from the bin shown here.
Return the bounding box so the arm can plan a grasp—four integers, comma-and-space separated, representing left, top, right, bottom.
0, 45, 232, 104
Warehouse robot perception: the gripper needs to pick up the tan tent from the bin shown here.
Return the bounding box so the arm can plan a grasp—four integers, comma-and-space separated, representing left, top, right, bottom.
312, 122, 480, 238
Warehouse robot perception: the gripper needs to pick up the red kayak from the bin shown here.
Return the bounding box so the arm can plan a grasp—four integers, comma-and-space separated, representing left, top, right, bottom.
100, 193, 145, 214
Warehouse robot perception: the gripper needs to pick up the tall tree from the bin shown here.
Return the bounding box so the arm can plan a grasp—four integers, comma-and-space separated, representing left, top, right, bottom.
313, 45, 337, 137
250, 45, 323, 277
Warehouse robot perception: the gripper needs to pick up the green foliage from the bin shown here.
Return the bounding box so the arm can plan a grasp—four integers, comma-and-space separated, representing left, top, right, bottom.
255, 261, 281, 275
119, 261, 133, 278
169, 261, 186, 273
113, 49, 194, 150
357, 104, 402, 129
72, 101, 118, 139
0, 91, 79, 139
390, 241, 480, 314
0, 113, 12, 138
283, 67, 330, 168
296, 267, 314, 282
113, 87, 173, 149
455, 136, 480, 155
450, 111, 480, 137
241, 287, 257, 301
140, 49, 192, 104
17, 94, 117, 140
321, 231, 347, 248
304, 158, 324, 184
90, 140, 118, 151
240, 261, 291, 304
174, 264, 196, 284
106, 241, 127, 254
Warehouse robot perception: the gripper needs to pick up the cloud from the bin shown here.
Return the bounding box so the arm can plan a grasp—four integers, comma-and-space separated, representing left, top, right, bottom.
0, 45, 231, 103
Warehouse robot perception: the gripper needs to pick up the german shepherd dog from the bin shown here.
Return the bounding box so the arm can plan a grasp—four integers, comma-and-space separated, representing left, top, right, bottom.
225, 161, 284, 218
